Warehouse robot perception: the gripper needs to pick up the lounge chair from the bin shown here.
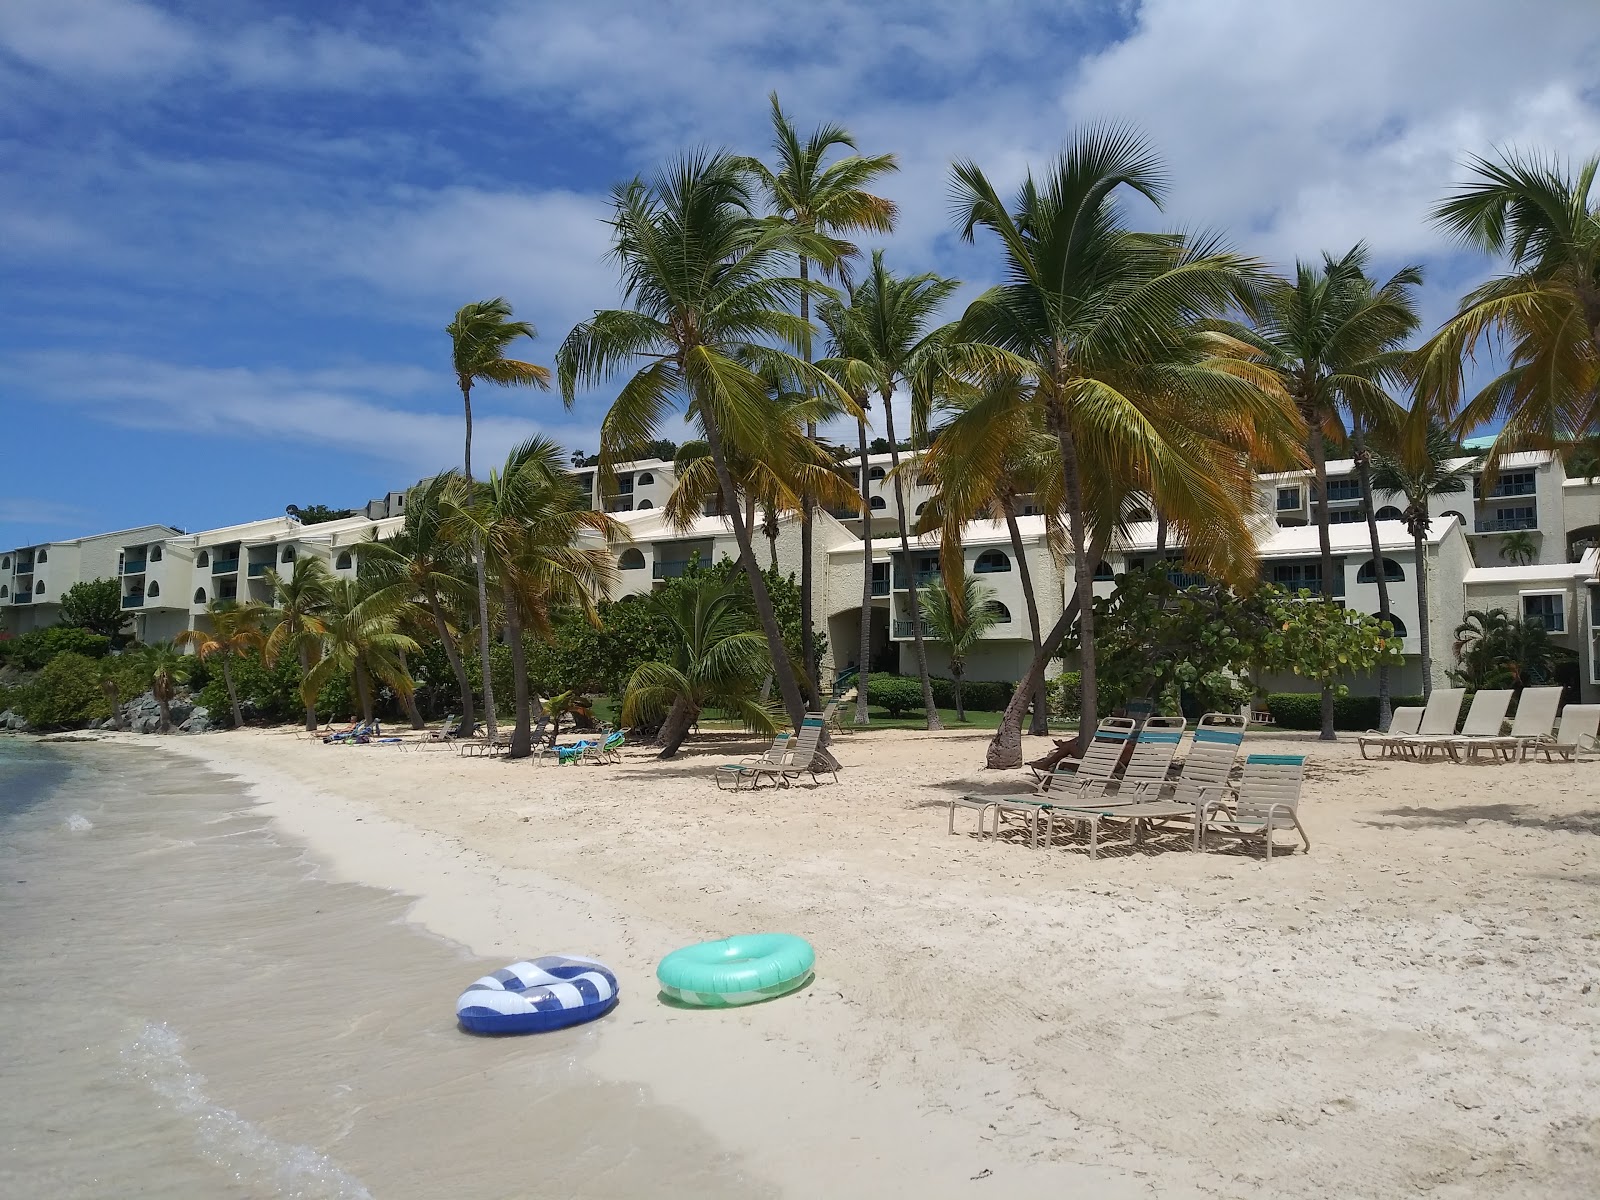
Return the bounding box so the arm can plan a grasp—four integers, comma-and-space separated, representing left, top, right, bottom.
406, 714, 458, 750
1535, 704, 1600, 762
1356, 707, 1422, 758
715, 731, 791, 791
581, 730, 625, 765
744, 713, 834, 788
1357, 689, 1464, 760
459, 732, 509, 758
963, 717, 1137, 845
1451, 686, 1562, 763
324, 719, 377, 744
1401, 689, 1512, 762
1201, 753, 1311, 860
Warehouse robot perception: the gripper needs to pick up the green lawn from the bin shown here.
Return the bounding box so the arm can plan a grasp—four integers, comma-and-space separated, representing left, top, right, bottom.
838, 706, 1048, 732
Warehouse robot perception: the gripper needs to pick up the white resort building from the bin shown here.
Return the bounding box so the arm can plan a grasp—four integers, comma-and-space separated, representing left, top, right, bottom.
6, 448, 1600, 701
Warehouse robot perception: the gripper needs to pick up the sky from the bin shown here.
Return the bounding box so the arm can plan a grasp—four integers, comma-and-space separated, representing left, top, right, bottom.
2, 0, 1598, 549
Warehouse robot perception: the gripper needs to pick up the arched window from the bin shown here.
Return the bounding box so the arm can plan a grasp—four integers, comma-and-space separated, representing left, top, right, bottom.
147, 581, 160, 598
618, 548, 646, 570
1356, 558, 1405, 583
1380, 613, 1408, 637
987, 601, 1012, 623
1093, 560, 1114, 580
1128, 507, 1152, 523
915, 502, 926, 515
281, 546, 296, 563
336, 551, 353, 570
193, 588, 207, 604
1441, 510, 1465, 526
1375, 505, 1403, 522
197, 550, 209, 568
34, 579, 44, 594
36, 549, 47, 564
637, 500, 654, 510
150, 545, 163, 562
1, 556, 9, 570
868, 465, 886, 481
637, 472, 654, 486
0, 585, 7, 598
974, 549, 1011, 574
869, 496, 887, 511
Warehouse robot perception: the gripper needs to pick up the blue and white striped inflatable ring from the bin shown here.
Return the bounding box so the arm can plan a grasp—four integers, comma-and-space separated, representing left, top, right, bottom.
455, 955, 619, 1034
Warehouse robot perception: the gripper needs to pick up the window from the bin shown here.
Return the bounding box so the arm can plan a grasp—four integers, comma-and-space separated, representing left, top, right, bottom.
1127, 507, 1151, 523
974, 549, 1011, 574
150, 545, 163, 562
1523, 593, 1566, 633
197, 550, 210, 568
35, 579, 44, 594
1375, 505, 1403, 521
336, 551, 353, 570
1276, 487, 1302, 511
1356, 558, 1405, 583
1481, 470, 1535, 498
637, 472, 654, 486
281, 546, 296, 563
618, 548, 646, 570
193, 588, 207, 604
615, 475, 634, 494
869, 496, 886, 511
638, 500, 654, 510
0, 586, 6, 598
1327, 509, 1367, 524
869, 466, 886, 481
1093, 560, 1114, 580
914, 502, 926, 515
1319, 479, 1361, 503
1268, 559, 1344, 596
986, 601, 1012, 623
36, 549, 47, 563
1, 556, 8, 570
1440, 510, 1465, 527
1021, 503, 1037, 517
147, 581, 160, 599
1379, 613, 1407, 637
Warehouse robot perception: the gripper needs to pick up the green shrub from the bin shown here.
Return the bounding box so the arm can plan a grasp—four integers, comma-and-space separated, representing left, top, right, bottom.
16, 652, 110, 728
1264, 692, 1425, 730
0, 625, 111, 670
866, 674, 924, 717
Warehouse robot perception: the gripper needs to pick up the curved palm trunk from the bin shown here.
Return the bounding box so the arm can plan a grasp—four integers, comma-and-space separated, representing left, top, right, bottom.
654, 695, 697, 759
425, 589, 475, 737
221, 656, 243, 729
1055, 411, 1099, 740
854, 416, 874, 725
1309, 414, 1337, 741
473, 542, 498, 740
502, 579, 533, 758
881, 387, 941, 730
398, 650, 426, 730
1414, 525, 1433, 697
299, 643, 318, 732
797, 254, 821, 708
1001, 497, 1049, 737
1353, 426, 1393, 729
353, 658, 374, 723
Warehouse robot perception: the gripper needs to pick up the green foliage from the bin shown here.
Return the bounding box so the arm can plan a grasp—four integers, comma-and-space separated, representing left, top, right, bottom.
196, 648, 354, 728
926, 676, 1012, 712
1256, 589, 1405, 695
16, 652, 110, 728
1448, 608, 1572, 689
59, 578, 131, 640
0, 625, 112, 670
1266, 692, 1426, 731
286, 504, 358, 525
866, 674, 924, 717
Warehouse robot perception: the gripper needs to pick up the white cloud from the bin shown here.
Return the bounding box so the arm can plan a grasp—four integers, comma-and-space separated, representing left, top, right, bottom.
0, 498, 89, 527
0, 0, 195, 81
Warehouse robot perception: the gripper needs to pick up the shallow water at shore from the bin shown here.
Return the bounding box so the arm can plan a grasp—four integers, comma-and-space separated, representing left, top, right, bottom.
0, 738, 767, 1199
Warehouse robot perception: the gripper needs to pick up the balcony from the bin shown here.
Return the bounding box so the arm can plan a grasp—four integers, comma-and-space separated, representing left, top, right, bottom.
871, 578, 890, 596
122, 594, 143, 609
892, 619, 920, 638
247, 562, 271, 578
892, 568, 941, 590
1474, 473, 1536, 499
1475, 514, 1538, 533
12, 592, 30, 604
1166, 570, 1209, 589
652, 559, 692, 580
123, 558, 147, 575
212, 557, 240, 575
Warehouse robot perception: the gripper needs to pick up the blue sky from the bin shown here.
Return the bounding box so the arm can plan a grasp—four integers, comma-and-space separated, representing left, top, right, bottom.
2, 0, 1597, 549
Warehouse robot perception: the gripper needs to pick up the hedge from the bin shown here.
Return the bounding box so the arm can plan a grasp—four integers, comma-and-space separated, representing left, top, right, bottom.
1265, 692, 1425, 731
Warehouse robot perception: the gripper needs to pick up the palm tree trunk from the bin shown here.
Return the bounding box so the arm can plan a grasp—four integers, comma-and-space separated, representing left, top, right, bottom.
1352, 426, 1393, 730
222, 657, 243, 729
654, 695, 697, 759
882, 386, 942, 731
426, 589, 475, 737
473, 541, 498, 741
1001, 497, 1049, 737
502, 578, 533, 758
1415, 526, 1433, 697
702, 407, 809, 734
1054, 413, 1099, 740
797, 254, 820, 709
354, 658, 373, 722
854, 416, 875, 726
1154, 511, 1168, 556
398, 651, 426, 730
1309, 414, 1336, 741
155, 692, 172, 734
299, 643, 317, 732
461, 381, 474, 481
953, 664, 966, 722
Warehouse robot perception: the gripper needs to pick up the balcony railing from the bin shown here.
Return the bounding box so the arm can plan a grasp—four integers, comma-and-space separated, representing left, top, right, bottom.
892, 568, 940, 590
247, 562, 271, 577
211, 557, 240, 575
122, 594, 143, 608
1475, 515, 1538, 533
652, 559, 692, 580
1474, 477, 1536, 499
871, 578, 890, 596
892, 619, 919, 638
122, 559, 147, 575
1166, 570, 1209, 589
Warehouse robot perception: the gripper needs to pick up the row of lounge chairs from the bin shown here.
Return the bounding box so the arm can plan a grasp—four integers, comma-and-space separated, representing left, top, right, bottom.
714, 709, 840, 789
1357, 687, 1598, 763
953, 713, 1310, 861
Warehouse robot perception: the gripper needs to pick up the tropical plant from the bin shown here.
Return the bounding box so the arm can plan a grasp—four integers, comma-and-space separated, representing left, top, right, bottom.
917, 577, 1000, 721
620, 572, 778, 758
301, 578, 418, 723
540, 689, 595, 743
1449, 607, 1568, 690
556, 150, 859, 750
947, 127, 1299, 757
817, 250, 958, 730
1257, 588, 1406, 704
131, 641, 190, 732
447, 297, 553, 744
1498, 530, 1538, 566
261, 556, 334, 732
1414, 149, 1600, 458
59, 578, 130, 641
1370, 416, 1476, 695
738, 93, 898, 700
176, 601, 268, 728
441, 437, 619, 758
1218, 244, 1423, 737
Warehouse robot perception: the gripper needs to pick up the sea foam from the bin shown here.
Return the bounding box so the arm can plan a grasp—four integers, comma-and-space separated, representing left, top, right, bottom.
64, 814, 93, 831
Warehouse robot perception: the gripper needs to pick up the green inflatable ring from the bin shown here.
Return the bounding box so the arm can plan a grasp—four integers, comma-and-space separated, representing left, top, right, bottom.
656, 933, 815, 1007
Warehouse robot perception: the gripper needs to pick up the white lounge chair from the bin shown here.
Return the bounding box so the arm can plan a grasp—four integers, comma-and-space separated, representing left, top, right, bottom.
953, 717, 1136, 845
1356, 707, 1422, 759
714, 731, 791, 790
1402, 689, 1512, 762
1358, 688, 1464, 761
1452, 686, 1563, 763
745, 713, 834, 787
1535, 704, 1600, 762
1202, 753, 1311, 860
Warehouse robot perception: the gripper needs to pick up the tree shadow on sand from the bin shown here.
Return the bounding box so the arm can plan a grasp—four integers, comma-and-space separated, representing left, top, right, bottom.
1366, 804, 1600, 837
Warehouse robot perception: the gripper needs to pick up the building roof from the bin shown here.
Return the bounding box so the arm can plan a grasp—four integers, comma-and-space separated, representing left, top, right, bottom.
7, 524, 183, 553
1115, 516, 1456, 558
1463, 550, 1598, 586
825, 514, 1047, 554
1258, 450, 1550, 484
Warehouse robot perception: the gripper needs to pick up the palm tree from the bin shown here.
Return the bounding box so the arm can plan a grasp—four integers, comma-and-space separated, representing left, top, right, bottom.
447, 297, 552, 744
1415, 149, 1600, 454
359, 476, 480, 736
1450, 607, 1564, 690
302, 577, 418, 723
1499, 530, 1538, 567
1370, 417, 1475, 696
1218, 245, 1423, 738
949, 127, 1294, 744
262, 556, 334, 732
621, 572, 779, 758
918, 577, 1001, 722
556, 151, 858, 741
176, 600, 268, 728
738, 94, 898, 701
130, 642, 189, 732
817, 251, 957, 730
442, 437, 619, 759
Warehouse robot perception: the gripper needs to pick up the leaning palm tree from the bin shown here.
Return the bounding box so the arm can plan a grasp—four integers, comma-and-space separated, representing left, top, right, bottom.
1414, 148, 1600, 455
621, 572, 779, 759
918, 577, 1001, 722
1370, 416, 1475, 697
442, 437, 619, 759
130, 642, 189, 733
447, 297, 552, 744
302, 577, 418, 724
557, 151, 859, 741
1216, 245, 1423, 738
817, 251, 958, 730
176, 600, 268, 728
738, 94, 898, 700
262, 556, 334, 732
948, 127, 1295, 745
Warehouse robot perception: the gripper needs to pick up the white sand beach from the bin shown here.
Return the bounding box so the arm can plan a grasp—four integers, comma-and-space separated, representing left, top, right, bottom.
118, 725, 1600, 1199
